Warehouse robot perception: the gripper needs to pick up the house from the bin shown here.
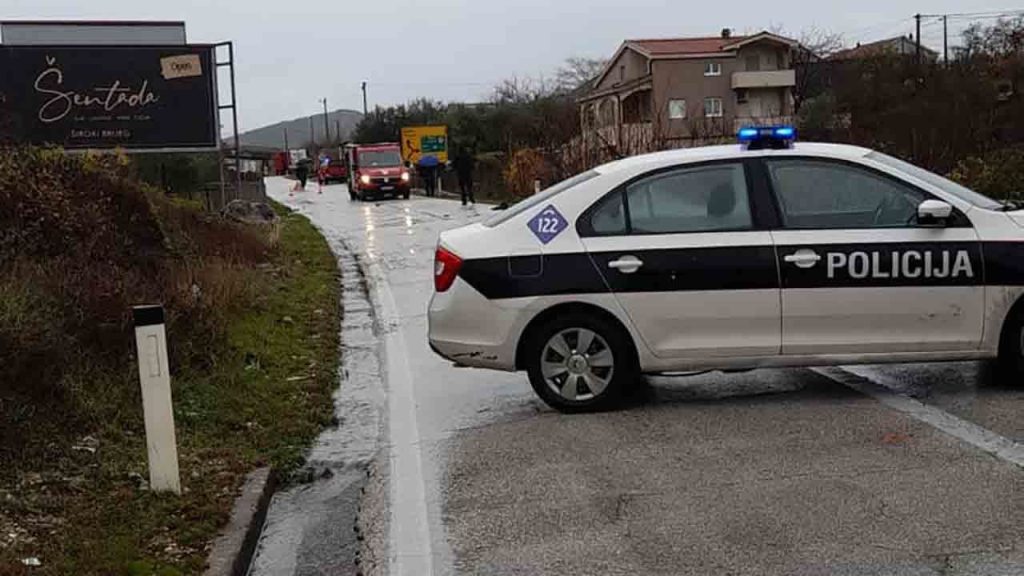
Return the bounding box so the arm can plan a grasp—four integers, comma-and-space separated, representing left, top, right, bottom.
578, 29, 800, 145
830, 35, 939, 61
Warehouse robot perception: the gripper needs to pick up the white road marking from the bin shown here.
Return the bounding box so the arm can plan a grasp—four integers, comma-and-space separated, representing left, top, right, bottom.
367, 231, 435, 576
814, 366, 1024, 469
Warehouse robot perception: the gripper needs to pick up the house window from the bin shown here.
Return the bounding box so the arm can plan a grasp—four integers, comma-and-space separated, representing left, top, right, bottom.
735, 89, 748, 104
704, 62, 722, 76
668, 99, 687, 119
619, 65, 625, 82
704, 97, 723, 118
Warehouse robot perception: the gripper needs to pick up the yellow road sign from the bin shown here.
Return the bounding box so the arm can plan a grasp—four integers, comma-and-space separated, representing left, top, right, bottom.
401, 125, 448, 165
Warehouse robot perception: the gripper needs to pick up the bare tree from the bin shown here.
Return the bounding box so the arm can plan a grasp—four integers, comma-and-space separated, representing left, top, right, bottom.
555, 57, 608, 93
791, 27, 844, 114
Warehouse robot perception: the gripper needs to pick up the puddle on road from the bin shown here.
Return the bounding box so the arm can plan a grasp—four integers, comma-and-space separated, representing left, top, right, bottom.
248, 237, 386, 576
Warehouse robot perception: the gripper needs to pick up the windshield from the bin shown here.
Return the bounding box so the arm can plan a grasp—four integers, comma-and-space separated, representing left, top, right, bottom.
358, 150, 402, 167
867, 151, 1002, 210
484, 170, 600, 227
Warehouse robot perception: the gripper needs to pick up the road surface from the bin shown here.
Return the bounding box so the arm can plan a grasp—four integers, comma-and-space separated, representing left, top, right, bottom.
258, 177, 1024, 576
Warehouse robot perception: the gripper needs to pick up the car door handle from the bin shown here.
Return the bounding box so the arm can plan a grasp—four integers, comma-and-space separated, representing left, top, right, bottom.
608, 256, 644, 273
784, 250, 821, 268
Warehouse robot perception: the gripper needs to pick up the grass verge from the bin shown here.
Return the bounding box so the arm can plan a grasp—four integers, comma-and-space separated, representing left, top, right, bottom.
0, 202, 341, 576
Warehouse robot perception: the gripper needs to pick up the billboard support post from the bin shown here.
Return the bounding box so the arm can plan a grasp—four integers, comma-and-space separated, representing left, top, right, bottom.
215, 41, 240, 210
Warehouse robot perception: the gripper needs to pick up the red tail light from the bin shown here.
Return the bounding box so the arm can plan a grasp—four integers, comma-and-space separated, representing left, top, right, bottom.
434, 246, 463, 292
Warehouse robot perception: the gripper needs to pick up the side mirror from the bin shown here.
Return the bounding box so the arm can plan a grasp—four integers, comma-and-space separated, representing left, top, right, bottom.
918, 199, 953, 226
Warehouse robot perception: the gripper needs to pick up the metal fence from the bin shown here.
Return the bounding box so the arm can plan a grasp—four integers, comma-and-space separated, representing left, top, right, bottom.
197, 178, 267, 212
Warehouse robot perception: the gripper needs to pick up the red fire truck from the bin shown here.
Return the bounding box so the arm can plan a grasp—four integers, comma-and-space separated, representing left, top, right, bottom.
345, 142, 411, 201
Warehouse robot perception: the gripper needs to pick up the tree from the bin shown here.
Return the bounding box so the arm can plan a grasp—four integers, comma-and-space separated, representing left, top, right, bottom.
555, 57, 607, 93
791, 27, 844, 113
352, 98, 446, 143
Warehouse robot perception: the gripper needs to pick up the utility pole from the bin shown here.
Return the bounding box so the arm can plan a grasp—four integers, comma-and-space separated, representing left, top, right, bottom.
943, 15, 949, 65
361, 81, 368, 116
320, 98, 330, 144
336, 120, 341, 144
309, 115, 315, 148
283, 127, 289, 151
915, 13, 922, 67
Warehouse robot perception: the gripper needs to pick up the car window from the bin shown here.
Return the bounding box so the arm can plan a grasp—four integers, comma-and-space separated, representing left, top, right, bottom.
588, 191, 627, 235
625, 163, 752, 234
358, 151, 402, 166
767, 159, 926, 229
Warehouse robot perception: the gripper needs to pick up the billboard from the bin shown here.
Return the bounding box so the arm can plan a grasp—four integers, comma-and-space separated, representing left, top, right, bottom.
401, 125, 448, 165
1, 21, 187, 46
0, 45, 218, 150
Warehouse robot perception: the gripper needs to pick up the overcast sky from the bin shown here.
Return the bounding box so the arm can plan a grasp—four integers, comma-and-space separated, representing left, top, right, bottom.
3, 0, 1016, 132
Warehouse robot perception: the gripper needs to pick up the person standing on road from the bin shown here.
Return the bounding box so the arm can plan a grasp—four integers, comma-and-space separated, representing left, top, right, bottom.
295, 159, 310, 192
418, 154, 440, 197
453, 148, 476, 206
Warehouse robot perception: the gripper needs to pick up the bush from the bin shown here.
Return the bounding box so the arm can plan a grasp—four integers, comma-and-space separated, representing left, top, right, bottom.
949, 146, 1024, 201
504, 148, 555, 198
0, 147, 272, 467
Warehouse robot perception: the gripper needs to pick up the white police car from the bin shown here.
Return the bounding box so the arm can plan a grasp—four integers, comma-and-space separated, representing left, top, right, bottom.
428, 127, 1024, 412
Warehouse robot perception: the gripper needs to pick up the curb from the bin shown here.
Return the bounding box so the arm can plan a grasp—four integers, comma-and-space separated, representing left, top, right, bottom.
203, 467, 277, 576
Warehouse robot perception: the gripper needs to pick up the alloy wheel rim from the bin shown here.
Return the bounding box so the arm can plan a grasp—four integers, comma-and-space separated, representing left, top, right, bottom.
540, 328, 614, 401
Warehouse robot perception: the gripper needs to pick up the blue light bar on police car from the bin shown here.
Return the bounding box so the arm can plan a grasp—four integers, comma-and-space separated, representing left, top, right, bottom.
737, 125, 796, 149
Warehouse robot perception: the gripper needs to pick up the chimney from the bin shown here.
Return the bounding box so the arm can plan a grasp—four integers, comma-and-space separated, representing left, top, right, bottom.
721, 28, 732, 39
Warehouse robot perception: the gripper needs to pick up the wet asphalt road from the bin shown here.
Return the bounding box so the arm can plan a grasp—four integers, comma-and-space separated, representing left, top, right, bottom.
265, 178, 1024, 576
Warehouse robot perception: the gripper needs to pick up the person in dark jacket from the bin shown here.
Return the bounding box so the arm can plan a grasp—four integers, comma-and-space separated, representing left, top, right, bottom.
294, 159, 310, 191
417, 155, 440, 197
453, 148, 476, 205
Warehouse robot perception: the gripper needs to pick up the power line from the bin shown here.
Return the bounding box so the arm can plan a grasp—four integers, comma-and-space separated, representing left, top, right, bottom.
844, 17, 914, 41
921, 9, 1024, 18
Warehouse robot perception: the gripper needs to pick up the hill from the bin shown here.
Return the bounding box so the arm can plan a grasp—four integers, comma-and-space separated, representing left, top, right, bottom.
231, 109, 364, 150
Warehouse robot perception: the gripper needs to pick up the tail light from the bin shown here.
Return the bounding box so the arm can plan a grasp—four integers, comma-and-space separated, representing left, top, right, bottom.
434, 246, 463, 292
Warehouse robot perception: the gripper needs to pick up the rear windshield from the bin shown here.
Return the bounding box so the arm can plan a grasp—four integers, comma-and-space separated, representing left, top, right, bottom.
358, 150, 402, 167
867, 152, 1002, 210
484, 170, 600, 227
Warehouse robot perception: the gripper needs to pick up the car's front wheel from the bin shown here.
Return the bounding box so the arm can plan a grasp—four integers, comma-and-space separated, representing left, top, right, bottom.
996, 306, 1024, 386
524, 312, 638, 412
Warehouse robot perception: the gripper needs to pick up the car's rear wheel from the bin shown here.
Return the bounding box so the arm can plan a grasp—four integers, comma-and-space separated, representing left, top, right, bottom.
996, 306, 1024, 386
524, 312, 637, 412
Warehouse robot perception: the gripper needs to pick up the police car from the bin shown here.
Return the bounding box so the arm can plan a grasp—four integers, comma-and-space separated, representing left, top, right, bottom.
428, 127, 1024, 412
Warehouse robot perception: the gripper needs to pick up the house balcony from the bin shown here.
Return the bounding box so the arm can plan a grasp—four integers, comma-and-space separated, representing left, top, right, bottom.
731, 69, 796, 89
733, 116, 794, 133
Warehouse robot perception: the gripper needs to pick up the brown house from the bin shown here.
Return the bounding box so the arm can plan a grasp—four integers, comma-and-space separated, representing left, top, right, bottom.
830, 35, 939, 61
579, 30, 800, 145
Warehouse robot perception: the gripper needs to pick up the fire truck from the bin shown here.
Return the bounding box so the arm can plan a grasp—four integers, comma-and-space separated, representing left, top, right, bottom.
344, 142, 411, 201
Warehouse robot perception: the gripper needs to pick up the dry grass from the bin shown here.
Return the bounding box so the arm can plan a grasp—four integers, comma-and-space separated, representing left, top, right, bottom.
0, 149, 341, 575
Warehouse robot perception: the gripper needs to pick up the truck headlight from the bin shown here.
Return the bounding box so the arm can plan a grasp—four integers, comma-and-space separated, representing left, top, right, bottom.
360, 174, 371, 185
401, 171, 411, 182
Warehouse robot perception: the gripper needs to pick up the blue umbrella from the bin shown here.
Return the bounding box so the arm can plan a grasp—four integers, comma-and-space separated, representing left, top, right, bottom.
418, 154, 440, 168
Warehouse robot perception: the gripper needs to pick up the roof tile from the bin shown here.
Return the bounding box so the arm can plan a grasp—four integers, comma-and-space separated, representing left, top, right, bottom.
627, 36, 749, 56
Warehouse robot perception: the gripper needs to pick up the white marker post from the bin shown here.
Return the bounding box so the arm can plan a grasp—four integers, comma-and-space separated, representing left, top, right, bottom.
132, 305, 181, 494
